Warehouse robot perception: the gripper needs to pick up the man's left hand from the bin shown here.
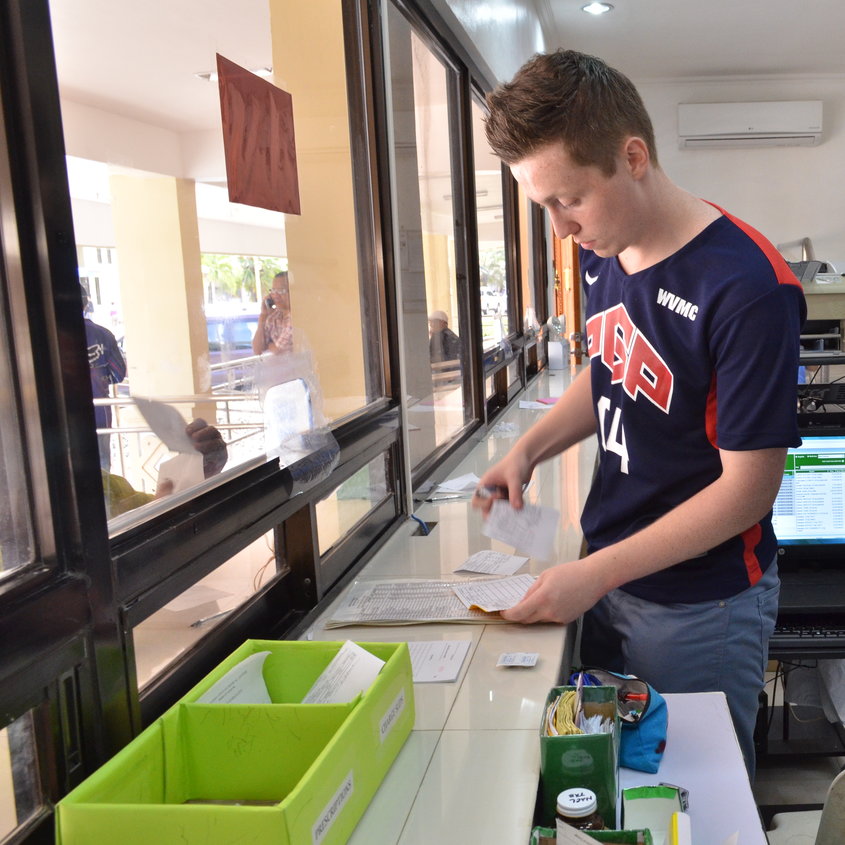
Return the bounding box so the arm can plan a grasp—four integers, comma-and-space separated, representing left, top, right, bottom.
501, 557, 605, 625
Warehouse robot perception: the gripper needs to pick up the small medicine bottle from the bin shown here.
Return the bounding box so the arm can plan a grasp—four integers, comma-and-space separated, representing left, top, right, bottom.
555, 787, 606, 837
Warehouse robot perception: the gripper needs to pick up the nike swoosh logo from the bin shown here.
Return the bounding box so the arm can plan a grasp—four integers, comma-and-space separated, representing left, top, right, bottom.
585, 271, 599, 285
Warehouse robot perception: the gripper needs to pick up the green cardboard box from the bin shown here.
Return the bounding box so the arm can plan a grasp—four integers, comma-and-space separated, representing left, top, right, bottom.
538, 684, 620, 829
56, 640, 414, 845
530, 825, 654, 844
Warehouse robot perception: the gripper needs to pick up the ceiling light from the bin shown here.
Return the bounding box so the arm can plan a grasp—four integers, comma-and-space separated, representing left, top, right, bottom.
194, 66, 273, 83
581, 2, 613, 15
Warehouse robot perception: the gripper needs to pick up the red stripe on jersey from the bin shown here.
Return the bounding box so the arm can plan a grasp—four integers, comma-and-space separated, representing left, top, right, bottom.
706, 202, 804, 292
741, 522, 764, 585
705, 373, 718, 448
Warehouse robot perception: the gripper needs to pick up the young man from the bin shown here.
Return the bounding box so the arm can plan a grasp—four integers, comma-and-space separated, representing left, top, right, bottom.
474, 50, 805, 776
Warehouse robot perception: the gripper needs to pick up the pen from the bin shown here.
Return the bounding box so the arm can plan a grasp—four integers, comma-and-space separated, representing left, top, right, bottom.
622, 692, 648, 701
190, 609, 233, 628
475, 484, 509, 500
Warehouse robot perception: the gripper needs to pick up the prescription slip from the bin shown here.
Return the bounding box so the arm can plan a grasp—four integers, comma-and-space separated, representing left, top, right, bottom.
55, 640, 414, 845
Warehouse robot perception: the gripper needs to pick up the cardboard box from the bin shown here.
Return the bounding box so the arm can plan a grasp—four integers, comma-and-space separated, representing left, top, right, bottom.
538, 685, 620, 829
531, 827, 654, 844
622, 785, 686, 845
56, 640, 414, 845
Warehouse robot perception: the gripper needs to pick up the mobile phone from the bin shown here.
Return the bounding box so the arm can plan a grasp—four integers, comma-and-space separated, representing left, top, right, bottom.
265, 296, 275, 309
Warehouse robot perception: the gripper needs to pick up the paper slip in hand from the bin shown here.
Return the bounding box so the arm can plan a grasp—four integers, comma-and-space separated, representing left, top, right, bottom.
451, 574, 535, 613
454, 550, 528, 576
133, 396, 195, 454
302, 641, 385, 704
197, 651, 272, 704
481, 499, 559, 561
157, 452, 204, 495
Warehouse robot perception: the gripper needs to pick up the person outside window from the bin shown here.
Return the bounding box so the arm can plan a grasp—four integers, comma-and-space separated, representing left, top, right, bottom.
253, 271, 293, 355
472, 49, 805, 777
83, 287, 126, 469
428, 309, 461, 363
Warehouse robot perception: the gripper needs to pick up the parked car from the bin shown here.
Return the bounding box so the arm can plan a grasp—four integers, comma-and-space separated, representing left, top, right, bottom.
206, 309, 260, 390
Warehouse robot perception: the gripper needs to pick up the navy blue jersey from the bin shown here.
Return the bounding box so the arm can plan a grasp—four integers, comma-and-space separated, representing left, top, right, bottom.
580, 206, 805, 603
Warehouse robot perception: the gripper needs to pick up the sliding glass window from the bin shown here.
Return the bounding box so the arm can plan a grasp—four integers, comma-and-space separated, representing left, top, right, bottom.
49, 0, 387, 534
387, 4, 474, 474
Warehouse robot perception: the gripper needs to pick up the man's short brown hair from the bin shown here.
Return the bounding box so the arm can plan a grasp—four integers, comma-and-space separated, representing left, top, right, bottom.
485, 49, 658, 175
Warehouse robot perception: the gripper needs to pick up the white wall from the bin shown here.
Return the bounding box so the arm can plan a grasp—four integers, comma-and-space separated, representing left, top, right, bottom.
640, 76, 845, 267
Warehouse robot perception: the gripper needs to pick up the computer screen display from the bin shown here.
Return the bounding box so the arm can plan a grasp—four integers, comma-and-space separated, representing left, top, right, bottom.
772, 435, 845, 547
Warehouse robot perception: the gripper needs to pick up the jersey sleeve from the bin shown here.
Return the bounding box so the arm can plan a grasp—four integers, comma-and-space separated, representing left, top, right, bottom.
708, 282, 803, 450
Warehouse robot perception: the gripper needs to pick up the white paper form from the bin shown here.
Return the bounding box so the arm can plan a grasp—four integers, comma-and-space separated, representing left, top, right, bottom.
408, 640, 472, 683
302, 641, 385, 703
481, 499, 559, 560
324, 579, 498, 628
451, 574, 535, 612
454, 550, 528, 576
197, 651, 272, 704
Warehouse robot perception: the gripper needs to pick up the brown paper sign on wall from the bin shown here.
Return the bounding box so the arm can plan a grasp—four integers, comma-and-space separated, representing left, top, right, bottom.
216, 53, 301, 215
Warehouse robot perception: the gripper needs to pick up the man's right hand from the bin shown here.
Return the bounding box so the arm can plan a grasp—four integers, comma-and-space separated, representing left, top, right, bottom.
472, 450, 533, 514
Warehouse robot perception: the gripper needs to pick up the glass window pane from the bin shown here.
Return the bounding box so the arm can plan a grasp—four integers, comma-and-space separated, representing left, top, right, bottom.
132, 529, 282, 688
317, 454, 391, 556
50, 0, 384, 531
471, 100, 511, 351
0, 711, 43, 838
0, 277, 34, 578
388, 8, 473, 472
517, 183, 541, 335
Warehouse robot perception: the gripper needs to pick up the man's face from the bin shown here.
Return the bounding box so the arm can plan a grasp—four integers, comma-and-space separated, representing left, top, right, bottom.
428, 318, 446, 335
510, 141, 643, 258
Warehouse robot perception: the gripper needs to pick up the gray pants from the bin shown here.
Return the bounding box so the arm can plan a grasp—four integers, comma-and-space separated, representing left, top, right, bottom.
579, 561, 780, 780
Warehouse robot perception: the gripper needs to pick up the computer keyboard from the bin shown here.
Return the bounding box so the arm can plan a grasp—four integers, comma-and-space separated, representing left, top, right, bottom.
771, 623, 845, 651
797, 382, 845, 408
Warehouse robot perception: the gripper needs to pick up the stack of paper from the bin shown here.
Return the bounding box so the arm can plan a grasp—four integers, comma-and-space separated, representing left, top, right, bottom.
324, 576, 534, 628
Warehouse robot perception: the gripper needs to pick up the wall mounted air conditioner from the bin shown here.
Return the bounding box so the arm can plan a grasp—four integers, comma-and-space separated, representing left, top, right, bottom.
678, 100, 822, 149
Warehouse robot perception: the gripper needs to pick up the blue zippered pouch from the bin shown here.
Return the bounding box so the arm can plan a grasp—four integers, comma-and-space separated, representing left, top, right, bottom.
569, 668, 668, 773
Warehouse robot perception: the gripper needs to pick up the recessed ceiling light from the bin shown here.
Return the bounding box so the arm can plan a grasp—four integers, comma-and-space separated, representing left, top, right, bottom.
194, 66, 273, 83
581, 2, 614, 15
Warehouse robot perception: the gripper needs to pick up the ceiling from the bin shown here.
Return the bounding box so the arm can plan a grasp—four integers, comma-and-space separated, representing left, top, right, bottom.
48, 0, 845, 137
544, 0, 845, 81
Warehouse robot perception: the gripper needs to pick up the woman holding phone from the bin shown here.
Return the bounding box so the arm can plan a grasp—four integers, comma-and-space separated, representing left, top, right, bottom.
252, 271, 293, 355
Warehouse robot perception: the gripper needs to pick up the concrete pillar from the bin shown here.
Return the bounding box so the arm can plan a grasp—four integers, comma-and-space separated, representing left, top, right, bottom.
269, 0, 367, 420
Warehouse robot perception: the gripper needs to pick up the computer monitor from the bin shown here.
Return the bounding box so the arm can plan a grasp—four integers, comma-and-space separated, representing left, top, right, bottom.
773, 433, 845, 564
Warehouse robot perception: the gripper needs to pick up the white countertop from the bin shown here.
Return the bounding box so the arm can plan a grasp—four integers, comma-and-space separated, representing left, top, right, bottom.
302, 368, 766, 844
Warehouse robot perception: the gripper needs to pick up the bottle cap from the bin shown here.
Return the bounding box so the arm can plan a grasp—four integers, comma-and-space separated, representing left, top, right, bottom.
556, 787, 598, 818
